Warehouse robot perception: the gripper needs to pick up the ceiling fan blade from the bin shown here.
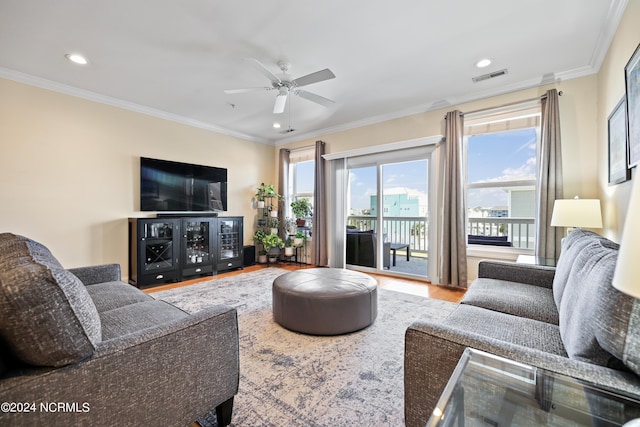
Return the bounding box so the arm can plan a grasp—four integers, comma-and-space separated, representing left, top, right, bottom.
245, 58, 281, 84
224, 87, 272, 94
296, 90, 335, 107
292, 68, 335, 87
273, 93, 288, 114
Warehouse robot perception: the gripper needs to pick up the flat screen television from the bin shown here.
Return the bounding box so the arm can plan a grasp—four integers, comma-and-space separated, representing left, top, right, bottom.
140, 157, 227, 212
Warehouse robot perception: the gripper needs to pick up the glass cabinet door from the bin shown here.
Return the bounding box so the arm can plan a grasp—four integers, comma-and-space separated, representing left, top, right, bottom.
218, 219, 240, 260
142, 221, 176, 272
184, 219, 212, 266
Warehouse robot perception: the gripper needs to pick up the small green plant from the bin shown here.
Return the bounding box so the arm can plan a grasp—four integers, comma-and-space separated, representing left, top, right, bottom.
291, 198, 312, 219
262, 234, 284, 252
270, 217, 280, 229
253, 229, 266, 244
255, 183, 282, 201
295, 230, 306, 239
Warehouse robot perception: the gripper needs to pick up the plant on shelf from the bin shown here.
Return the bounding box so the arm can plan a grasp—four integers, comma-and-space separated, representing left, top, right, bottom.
262, 233, 284, 253
256, 183, 282, 200
269, 217, 280, 235
284, 237, 294, 256
284, 217, 298, 235
253, 229, 266, 245
255, 183, 281, 209
291, 198, 312, 226
293, 230, 306, 246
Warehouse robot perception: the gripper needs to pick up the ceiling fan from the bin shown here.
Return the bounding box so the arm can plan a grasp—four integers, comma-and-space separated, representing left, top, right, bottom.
224, 58, 336, 114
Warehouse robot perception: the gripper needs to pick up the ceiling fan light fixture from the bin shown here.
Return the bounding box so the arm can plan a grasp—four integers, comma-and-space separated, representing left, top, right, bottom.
273, 90, 288, 114
273, 122, 281, 129
475, 58, 492, 68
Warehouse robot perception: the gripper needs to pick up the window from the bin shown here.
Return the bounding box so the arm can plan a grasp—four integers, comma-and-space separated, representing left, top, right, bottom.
287, 148, 315, 223
464, 102, 541, 249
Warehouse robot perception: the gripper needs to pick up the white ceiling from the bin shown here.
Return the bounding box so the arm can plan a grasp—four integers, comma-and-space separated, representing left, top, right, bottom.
0, 0, 628, 145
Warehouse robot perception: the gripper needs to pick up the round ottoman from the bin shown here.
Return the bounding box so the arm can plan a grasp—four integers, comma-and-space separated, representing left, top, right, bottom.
272, 268, 377, 335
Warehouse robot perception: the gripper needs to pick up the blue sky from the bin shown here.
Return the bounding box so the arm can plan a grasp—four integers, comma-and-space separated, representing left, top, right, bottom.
348, 128, 537, 211
349, 160, 428, 210
298, 128, 537, 212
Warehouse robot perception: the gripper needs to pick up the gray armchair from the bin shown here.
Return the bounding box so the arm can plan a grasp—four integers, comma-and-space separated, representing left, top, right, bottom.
0, 233, 239, 426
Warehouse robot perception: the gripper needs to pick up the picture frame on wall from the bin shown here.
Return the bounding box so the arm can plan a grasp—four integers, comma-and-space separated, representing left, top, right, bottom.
608, 97, 630, 185
625, 43, 640, 168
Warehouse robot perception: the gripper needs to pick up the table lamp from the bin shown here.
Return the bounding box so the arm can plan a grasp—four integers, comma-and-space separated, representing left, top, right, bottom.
612, 177, 640, 299
550, 197, 603, 235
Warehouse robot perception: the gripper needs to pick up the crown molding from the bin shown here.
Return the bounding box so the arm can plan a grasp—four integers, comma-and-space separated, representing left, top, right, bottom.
0, 67, 273, 145
589, 0, 629, 71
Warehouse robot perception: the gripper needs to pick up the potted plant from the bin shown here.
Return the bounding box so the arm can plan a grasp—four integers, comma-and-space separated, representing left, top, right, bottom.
284, 237, 294, 257
253, 229, 268, 263
291, 198, 312, 226
255, 183, 268, 208
293, 230, 306, 246
284, 217, 298, 235
262, 233, 284, 262
269, 217, 279, 235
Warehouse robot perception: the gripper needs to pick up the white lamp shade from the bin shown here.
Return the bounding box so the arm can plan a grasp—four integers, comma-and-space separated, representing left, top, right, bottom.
550, 199, 603, 228
613, 178, 640, 298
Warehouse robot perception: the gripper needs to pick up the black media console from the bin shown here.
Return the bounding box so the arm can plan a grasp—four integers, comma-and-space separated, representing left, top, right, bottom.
128, 216, 243, 288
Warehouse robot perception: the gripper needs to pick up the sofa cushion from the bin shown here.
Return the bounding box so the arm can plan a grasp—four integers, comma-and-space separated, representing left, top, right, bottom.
0, 233, 102, 367
461, 278, 559, 325
441, 304, 567, 356
555, 230, 629, 368
99, 300, 189, 340
86, 280, 152, 313
553, 229, 598, 308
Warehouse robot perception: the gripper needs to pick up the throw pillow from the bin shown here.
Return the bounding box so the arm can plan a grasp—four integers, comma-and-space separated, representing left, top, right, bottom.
0, 233, 102, 367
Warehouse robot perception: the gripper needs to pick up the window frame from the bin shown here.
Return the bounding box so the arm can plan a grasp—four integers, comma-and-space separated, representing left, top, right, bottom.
463, 103, 541, 256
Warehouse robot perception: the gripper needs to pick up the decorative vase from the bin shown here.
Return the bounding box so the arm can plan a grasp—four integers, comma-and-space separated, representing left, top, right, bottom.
257, 200, 265, 209
270, 228, 278, 235
258, 219, 267, 227
294, 237, 304, 246
296, 218, 306, 227
284, 247, 294, 256
258, 254, 267, 264
270, 210, 278, 218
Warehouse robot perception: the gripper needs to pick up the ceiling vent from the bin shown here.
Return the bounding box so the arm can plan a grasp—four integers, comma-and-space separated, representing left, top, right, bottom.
472, 69, 508, 83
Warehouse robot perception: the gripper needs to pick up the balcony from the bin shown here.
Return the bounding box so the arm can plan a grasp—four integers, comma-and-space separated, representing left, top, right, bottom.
346, 215, 535, 276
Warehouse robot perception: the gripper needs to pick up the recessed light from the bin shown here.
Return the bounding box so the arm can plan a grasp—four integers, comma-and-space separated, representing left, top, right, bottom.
65, 53, 88, 65
273, 122, 281, 129
475, 58, 492, 68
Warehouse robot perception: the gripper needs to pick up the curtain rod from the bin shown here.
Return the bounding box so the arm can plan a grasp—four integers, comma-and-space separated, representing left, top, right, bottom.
283, 144, 315, 153
445, 91, 563, 118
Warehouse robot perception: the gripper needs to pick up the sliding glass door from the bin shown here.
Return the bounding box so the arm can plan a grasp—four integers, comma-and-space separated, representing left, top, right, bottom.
346, 154, 433, 280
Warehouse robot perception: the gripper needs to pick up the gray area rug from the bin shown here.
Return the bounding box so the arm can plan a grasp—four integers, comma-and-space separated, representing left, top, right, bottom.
152, 268, 457, 426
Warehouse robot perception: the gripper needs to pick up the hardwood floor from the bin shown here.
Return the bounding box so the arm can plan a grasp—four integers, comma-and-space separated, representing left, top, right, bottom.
144, 264, 466, 303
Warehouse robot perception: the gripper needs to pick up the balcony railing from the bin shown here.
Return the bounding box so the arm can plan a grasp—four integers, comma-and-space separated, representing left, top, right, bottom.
347, 215, 535, 252
468, 217, 535, 249
347, 216, 428, 253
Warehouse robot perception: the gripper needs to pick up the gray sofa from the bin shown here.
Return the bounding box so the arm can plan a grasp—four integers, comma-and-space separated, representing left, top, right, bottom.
405, 229, 640, 427
0, 233, 239, 426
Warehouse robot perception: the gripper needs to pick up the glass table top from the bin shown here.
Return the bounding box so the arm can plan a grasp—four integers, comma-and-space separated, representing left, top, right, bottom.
427, 348, 640, 427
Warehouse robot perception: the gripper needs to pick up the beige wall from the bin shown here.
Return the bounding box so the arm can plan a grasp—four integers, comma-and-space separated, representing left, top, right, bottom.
0, 78, 275, 273
597, 0, 640, 241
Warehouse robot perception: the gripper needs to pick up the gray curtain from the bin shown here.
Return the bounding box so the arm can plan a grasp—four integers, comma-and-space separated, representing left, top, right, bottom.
278, 148, 290, 241
536, 89, 563, 259
312, 141, 328, 266
442, 111, 468, 288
